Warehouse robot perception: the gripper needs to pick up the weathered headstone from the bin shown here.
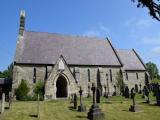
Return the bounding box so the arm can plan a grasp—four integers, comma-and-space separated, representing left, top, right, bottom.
139, 84, 142, 94
73, 93, 77, 109
144, 86, 150, 103
37, 94, 40, 119
87, 85, 91, 98
124, 86, 129, 98
0, 93, 5, 114
96, 88, 101, 103
70, 94, 74, 104
88, 83, 104, 120
112, 85, 116, 96
142, 86, 145, 98
129, 88, 139, 112
8, 92, 12, 109
78, 86, 86, 112
104, 85, 107, 98
135, 84, 138, 93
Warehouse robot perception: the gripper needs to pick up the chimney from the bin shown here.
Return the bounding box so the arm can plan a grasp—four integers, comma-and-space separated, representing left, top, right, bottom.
19, 10, 25, 36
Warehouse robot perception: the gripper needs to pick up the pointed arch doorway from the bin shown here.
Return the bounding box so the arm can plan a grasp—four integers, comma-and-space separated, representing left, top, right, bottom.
56, 76, 68, 98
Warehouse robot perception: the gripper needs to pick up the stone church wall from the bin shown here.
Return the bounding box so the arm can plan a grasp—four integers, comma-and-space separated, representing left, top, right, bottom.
12, 64, 146, 99
123, 71, 145, 91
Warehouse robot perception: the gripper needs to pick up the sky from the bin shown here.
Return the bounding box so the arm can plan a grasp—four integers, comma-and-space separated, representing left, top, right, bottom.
0, 0, 160, 71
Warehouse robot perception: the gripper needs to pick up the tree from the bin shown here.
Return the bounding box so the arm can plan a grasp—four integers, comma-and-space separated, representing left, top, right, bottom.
15, 79, 29, 100
146, 62, 159, 79
116, 70, 125, 95
0, 63, 13, 79
33, 81, 44, 100
132, 0, 160, 21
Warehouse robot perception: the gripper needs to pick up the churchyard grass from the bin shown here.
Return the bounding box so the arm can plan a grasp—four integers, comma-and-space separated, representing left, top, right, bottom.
0, 94, 159, 120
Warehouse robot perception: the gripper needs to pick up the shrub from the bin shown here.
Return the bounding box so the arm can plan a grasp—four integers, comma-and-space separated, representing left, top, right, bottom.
116, 70, 125, 95
33, 80, 44, 100
15, 79, 29, 101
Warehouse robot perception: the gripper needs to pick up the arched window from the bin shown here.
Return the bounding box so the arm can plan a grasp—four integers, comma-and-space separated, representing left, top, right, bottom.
109, 69, 112, 82
88, 69, 90, 82
126, 72, 128, 80
136, 73, 139, 79
33, 68, 36, 83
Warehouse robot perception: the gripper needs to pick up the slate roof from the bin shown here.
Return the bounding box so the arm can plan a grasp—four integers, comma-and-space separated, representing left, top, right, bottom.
0, 78, 12, 85
14, 31, 122, 66
116, 49, 146, 70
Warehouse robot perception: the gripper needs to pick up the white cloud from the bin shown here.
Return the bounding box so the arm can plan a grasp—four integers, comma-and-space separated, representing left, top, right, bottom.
83, 24, 110, 38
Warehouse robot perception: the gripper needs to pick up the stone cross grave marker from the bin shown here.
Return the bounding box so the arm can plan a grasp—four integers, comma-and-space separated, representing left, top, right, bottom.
78, 86, 86, 112
88, 83, 104, 120
144, 86, 150, 103
129, 88, 140, 112
73, 93, 77, 109
87, 85, 91, 98
96, 88, 101, 103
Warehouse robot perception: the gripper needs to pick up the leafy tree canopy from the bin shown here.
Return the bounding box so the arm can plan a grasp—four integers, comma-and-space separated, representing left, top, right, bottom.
0, 63, 13, 79
132, 0, 160, 21
146, 62, 159, 79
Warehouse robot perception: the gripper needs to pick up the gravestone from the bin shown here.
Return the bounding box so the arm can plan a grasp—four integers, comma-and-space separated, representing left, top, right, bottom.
8, 92, 12, 109
0, 93, 5, 114
142, 86, 145, 98
70, 94, 74, 104
87, 85, 91, 98
129, 88, 139, 112
124, 86, 129, 98
139, 84, 142, 94
135, 84, 138, 93
78, 86, 86, 112
96, 88, 101, 103
112, 85, 116, 96
73, 93, 77, 109
144, 86, 150, 103
88, 83, 104, 120
104, 85, 107, 98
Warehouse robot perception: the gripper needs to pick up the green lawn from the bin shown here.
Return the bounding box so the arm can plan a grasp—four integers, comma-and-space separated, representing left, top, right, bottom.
0, 95, 159, 120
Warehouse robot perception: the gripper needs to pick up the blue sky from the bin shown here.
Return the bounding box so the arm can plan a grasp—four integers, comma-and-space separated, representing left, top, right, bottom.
0, 0, 160, 71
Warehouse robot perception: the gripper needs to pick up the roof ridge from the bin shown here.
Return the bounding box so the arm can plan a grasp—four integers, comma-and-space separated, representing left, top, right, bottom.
25, 30, 107, 41
116, 48, 132, 51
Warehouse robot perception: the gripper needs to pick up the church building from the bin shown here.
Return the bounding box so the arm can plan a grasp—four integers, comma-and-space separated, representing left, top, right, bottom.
12, 11, 150, 100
